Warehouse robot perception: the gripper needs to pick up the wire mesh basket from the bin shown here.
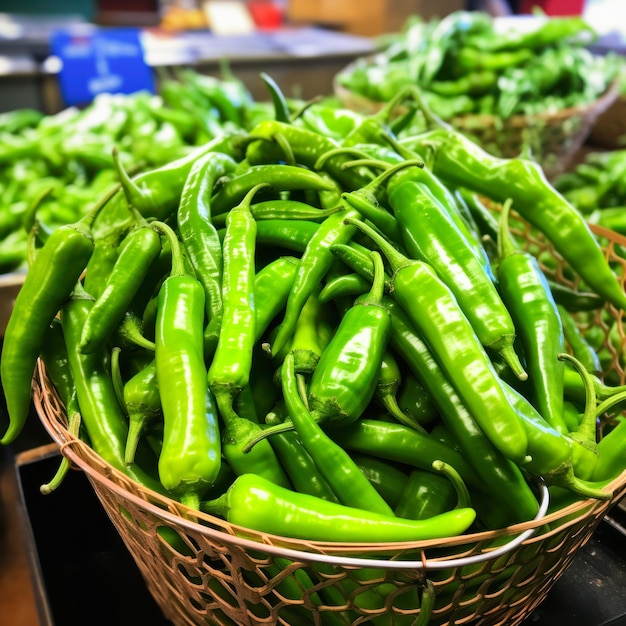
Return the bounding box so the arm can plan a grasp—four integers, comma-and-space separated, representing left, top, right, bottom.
334, 73, 620, 181
32, 220, 626, 626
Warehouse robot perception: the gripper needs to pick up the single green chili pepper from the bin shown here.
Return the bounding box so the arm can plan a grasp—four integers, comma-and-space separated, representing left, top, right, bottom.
558, 305, 602, 375
402, 126, 626, 311
208, 164, 336, 217
123, 358, 162, 466
269, 207, 361, 357
330, 418, 483, 492
280, 351, 395, 515
396, 370, 440, 428
201, 472, 476, 543
212, 200, 340, 228
61, 282, 164, 493
177, 150, 237, 359
245, 120, 369, 191
350, 452, 410, 510
381, 296, 540, 524
153, 221, 221, 509
319, 271, 371, 303
496, 200, 568, 435
374, 350, 427, 433
253, 256, 300, 342
548, 280, 605, 313
394, 468, 457, 521
387, 171, 526, 380
253, 219, 320, 253
80, 219, 162, 355
264, 402, 339, 502
260, 71, 291, 123
208, 186, 291, 488
0, 187, 115, 445
346, 216, 529, 464
208, 184, 263, 421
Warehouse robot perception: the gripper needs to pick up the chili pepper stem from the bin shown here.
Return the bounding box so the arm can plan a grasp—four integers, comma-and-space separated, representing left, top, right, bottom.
558, 352, 598, 450
39, 412, 81, 495
432, 459, 471, 509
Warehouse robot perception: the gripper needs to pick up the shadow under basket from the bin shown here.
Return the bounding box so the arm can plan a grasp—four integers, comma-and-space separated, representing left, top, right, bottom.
32, 220, 626, 626
334, 77, 620, 181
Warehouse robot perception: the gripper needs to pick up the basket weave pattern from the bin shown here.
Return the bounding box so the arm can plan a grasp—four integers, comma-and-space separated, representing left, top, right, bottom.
33, 221, 626, 626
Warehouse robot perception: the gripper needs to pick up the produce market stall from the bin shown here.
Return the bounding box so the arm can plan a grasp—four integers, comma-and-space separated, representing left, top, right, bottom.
2, 6, 626, 626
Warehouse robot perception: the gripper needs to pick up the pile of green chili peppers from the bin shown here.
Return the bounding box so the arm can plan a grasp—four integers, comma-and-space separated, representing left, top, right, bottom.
554, 148, 626, 233
336, 11, 622, 121
0, 66, 272, 274
2, 79, 626, 625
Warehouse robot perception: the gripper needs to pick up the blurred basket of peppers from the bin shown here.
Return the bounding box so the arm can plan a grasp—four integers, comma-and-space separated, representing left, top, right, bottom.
554, 148, 626, 234
334, 10, 623, 179
0, 66, 269, 278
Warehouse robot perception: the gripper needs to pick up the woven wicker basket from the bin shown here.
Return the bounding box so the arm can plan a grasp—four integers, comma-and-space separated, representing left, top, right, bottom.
588, 92, 626, 150
33, 221, 626, 626
334, 72, 620, 181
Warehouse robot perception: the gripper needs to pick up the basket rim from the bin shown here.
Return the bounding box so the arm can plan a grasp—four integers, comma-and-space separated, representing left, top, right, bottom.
32, 359, 626, 568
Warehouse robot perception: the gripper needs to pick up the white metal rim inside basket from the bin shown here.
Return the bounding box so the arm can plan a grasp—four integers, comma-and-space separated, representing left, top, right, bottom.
37, 395, 553, 571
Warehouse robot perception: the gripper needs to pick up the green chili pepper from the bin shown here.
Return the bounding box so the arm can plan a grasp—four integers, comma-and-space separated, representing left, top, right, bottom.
212, 200, 340, 227
402, 126, 626, 311
209, 164, 336, 217
350, 452, 410, 509
501, 378, 609, 499
269, 207, 361, 357
61, 282, 164, 493
394, 468, 457, 520
208, 186, 291, 488
177, 150, 237, 359
264, 402, 339, 502
374, 350, 427, 433
123, 358, 162, 466
260, 72, 291, 123
201, 473, 476, 543
153, 221, 221, 509
80, 220, 162, 355
253, 256, 300, 342
280, 351, 395, 515
0, 187, 115, 445
496, 200, 568, 435
208, 184, 263, 420
387, 170, 526, 380
558, 305, 602, 375
319, 271, 371, 303
381, 296, 540, 524
346, 216, 529, 464
253, 219, 319, 253
330, 418, 483, 492
245, 120, 368, 191
101, 132, 244, 230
